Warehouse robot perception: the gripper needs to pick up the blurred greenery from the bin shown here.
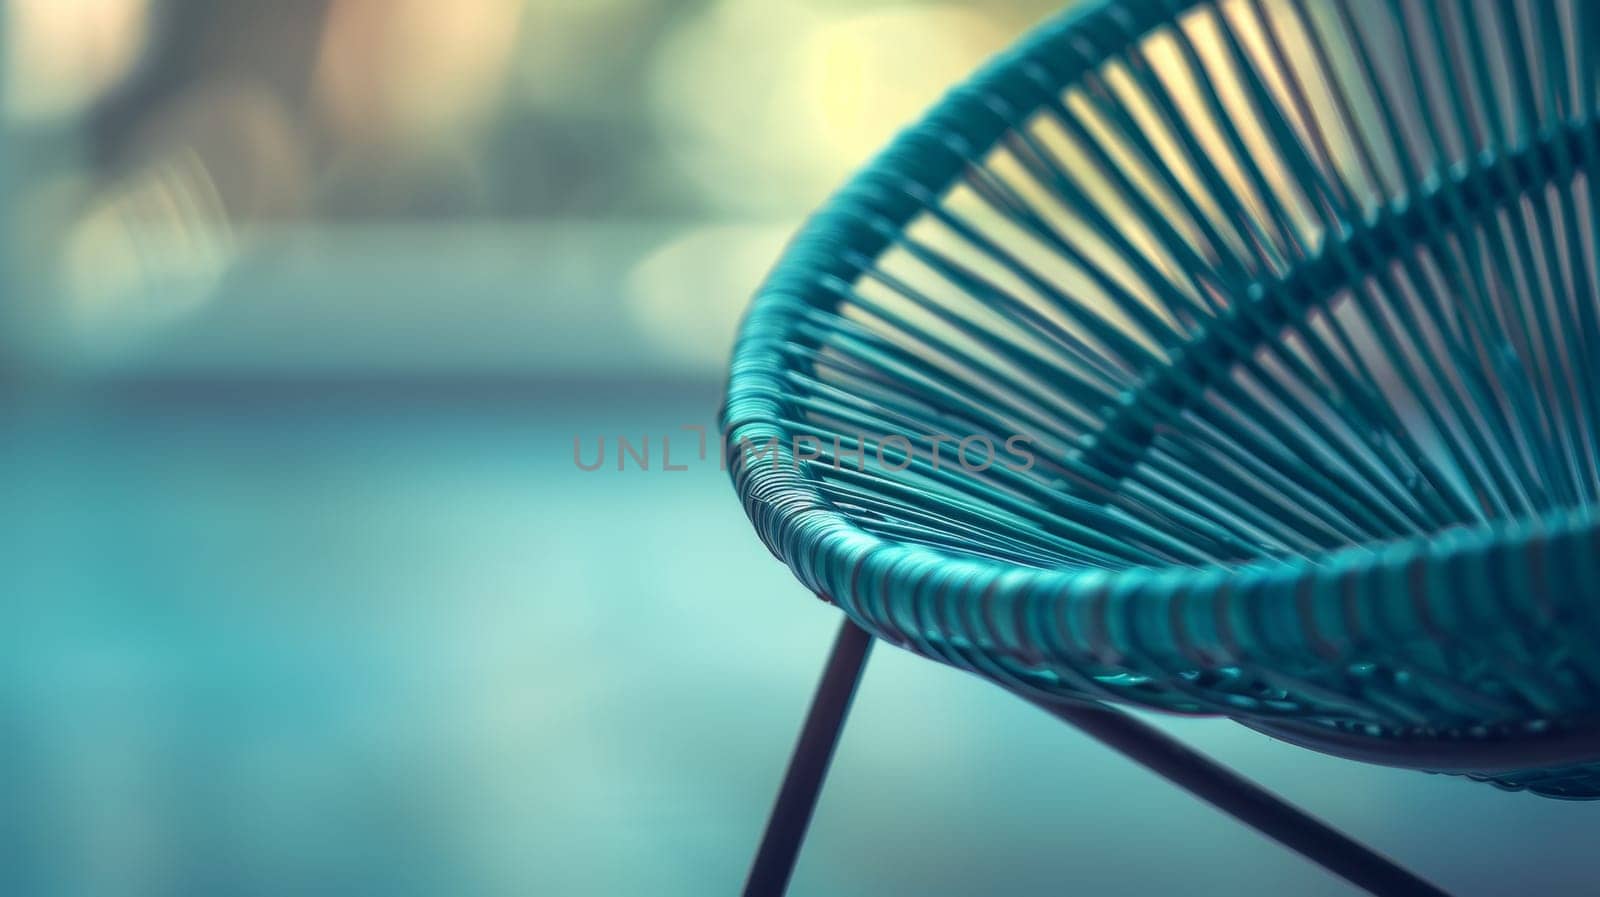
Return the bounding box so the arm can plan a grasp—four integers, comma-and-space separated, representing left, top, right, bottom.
1, 0, 1064, 376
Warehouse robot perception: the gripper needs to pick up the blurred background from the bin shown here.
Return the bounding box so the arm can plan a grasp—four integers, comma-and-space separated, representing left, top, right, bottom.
2, 2, 1596, 895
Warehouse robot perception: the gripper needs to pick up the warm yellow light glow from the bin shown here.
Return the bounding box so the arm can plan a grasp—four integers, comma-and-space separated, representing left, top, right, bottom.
4, 0, 150, 123
651, 2, 1017, 212
797, 8, 1009, 171
314, 0, 524, 146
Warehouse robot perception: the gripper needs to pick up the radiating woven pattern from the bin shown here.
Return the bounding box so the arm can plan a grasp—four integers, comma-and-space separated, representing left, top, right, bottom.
723, 0, 1600, 797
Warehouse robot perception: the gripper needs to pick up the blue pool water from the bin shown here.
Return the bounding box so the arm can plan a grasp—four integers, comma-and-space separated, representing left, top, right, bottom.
3, 381, 1595, 896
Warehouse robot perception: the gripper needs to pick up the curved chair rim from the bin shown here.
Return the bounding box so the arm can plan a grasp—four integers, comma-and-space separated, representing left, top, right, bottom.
721, 0, 1600, 656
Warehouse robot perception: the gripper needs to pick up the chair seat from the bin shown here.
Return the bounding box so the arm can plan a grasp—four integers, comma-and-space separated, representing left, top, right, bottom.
723, 0, 1600, 798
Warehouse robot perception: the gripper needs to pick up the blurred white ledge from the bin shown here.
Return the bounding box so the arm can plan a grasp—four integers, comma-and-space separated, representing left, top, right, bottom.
7, 218, 798, 381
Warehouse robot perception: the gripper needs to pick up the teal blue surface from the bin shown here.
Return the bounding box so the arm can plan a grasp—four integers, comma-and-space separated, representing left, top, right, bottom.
6, 383, 1600, 896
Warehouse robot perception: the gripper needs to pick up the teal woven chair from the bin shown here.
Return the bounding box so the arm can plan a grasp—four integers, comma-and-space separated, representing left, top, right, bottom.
723, 1, 1600, 894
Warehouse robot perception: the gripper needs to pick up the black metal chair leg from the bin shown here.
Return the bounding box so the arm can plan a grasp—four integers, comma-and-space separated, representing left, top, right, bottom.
744, 619, 873, 897
745, 619, 1451, 897
1033, 697, 1453, 897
